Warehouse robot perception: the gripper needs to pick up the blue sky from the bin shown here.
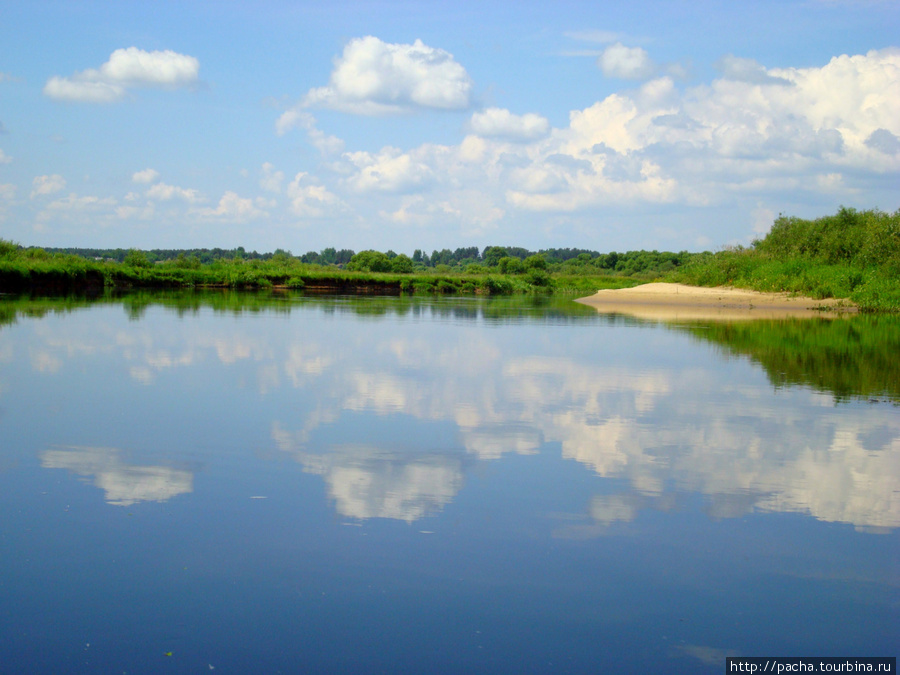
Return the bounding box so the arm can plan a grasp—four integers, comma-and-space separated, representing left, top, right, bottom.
1, 0, 898, 254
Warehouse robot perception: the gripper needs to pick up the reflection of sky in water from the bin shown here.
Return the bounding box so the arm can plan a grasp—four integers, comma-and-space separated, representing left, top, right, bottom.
3, 300, 897, 530
40, 446, 193, 506
0, 298, 896, 672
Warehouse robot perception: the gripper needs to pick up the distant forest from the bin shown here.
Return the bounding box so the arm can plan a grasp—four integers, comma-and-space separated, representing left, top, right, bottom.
44, 244, 692, 275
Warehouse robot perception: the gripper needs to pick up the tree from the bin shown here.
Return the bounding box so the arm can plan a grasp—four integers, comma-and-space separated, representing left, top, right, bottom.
483, 246, 508, 268
347, 250, 392, 272
124, 249, 151, 268
498, 256, 524, 274
523, 254, 547, 271
391, 254, 414, 274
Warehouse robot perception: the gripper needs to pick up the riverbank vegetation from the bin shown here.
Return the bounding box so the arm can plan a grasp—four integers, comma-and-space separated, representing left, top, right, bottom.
1, 206, 897, 310
672, 207, 900, 312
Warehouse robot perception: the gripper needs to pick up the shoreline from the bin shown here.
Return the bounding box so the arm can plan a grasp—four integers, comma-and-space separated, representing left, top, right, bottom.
575, 283, 858, 321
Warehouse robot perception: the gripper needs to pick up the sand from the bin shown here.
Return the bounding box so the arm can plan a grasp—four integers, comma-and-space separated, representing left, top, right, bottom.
574, 283, 857, 321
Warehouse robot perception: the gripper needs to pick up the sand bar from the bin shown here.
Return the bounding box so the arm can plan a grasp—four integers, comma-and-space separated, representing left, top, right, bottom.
575, 283, 857, 321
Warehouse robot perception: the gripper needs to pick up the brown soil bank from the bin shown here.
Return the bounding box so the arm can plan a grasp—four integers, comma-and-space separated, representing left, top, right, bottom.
575, 283, 858, 321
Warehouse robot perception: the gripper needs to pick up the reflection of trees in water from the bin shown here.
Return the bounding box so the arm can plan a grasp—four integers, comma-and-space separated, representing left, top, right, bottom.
679, 316, 900, 403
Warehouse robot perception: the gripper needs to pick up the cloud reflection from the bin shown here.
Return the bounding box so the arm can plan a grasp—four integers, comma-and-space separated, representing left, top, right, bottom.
275, 429, 464, 521
17, 302, 900, 530
40, 446, 193, 506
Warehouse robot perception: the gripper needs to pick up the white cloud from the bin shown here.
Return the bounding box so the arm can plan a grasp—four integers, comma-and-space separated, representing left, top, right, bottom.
97, 47, 199, 87
296, 36, 472, 115
34, 193, 119, 230
286, 172, 344, 217
275, 111, 345, 155
260, 162, 285, 193
44, 47, 200, 102
194, 191, 268, 221
715, 55, 792, 85
146, 182, 203, 203
343, 146, 438, 193
598, 43, 657, 80
0, 148, 10, 164
132, 168, 160, 184
30, 174, 67, 198
469, 108, 550, 141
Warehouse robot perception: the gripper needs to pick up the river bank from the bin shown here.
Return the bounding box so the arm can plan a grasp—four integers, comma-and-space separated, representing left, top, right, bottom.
575, 282, 858, 320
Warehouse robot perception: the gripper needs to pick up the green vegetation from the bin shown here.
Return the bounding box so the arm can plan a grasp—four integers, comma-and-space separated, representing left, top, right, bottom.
2, 206, 896, 308
671, 207, 900, 312
678, 315, 900, 403
0, 241, 670, 297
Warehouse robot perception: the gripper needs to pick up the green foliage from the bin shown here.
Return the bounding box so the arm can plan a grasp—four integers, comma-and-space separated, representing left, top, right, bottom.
523, 254, 547, 271
391, 253, 414, 274
671, 207, 900, 312
124, 249, 152, 268
498, 256, 524, 274
347, 250, 393, 273
0, 239, 21, 258
483, 246, 508, 268
683, 315, 900, 403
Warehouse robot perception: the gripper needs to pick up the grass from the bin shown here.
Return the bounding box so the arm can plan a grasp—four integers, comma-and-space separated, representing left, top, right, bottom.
667, 207, 900, 312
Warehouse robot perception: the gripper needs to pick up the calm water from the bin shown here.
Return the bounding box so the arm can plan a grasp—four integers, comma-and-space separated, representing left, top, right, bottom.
1, 292, 897, 674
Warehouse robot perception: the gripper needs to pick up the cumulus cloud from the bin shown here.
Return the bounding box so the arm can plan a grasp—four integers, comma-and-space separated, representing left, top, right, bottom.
286, 172, 344, 217
132, 168, 160, 184
469, 108, 550, 141
290, 36, 472, 116
194, 191, 268, 221
343, 146, 437, 193
44, 47, 200, 102
31, 174, 67, 198
598, 43, 657, 79
146, 182, 203, 203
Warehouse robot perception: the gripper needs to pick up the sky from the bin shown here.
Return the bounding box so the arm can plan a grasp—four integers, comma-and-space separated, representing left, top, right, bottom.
1, 0, 898, 255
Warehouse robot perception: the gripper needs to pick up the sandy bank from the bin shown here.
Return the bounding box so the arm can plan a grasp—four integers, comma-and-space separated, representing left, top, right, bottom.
575, 283, 857, 321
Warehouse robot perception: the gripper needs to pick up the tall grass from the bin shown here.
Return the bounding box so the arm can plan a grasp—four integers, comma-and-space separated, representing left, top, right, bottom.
670, 207, 900, 312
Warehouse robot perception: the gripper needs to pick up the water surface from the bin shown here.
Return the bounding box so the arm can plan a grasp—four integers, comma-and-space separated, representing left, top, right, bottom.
1, 292, 897, 673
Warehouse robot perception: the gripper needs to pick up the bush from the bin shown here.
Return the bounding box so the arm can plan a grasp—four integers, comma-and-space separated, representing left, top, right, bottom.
391, 254, 414, 274
347, 250, 393, 272
124, 249, 152, 268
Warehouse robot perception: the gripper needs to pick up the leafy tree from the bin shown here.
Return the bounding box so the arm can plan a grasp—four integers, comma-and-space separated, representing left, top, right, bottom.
498, 256, 524, 274
391, 254, 414, 274
523, 254, 547, 271
124, 249, 151, 268
483, 246, 508, 268
347, 250, 392, 272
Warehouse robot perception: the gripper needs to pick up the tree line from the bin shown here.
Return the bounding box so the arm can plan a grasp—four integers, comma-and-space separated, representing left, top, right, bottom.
44, 244, 693, 277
